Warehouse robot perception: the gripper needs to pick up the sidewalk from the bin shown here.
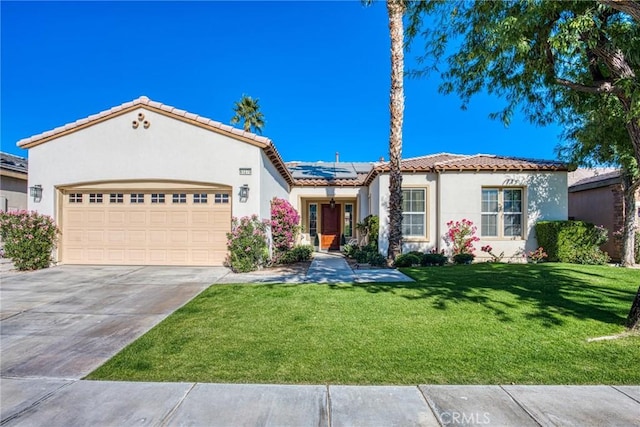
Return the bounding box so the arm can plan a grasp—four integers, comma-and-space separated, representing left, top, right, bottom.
2, 378, 638, 426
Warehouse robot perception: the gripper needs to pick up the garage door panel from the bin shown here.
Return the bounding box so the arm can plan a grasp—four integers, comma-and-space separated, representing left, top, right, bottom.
170, 230, 189, 244
107, 230, 126, 243
61, 188, 231, 266
86, 249, 105, 263
108, 211, 126, 225
129, 212, 147, 224
150, 212, 168, 225
170, 211, 189, 225
106, 249, 125, 263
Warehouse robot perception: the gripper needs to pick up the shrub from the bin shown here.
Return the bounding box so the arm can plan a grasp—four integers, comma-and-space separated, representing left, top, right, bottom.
452, 253, 475, 265
278, 245, 314, 264
270, 198, 300, 262
226, 215, 269, 272
394, 253, 422, 267
481, 245, 504, 263
342, 243, 358, 258
422, 252, 447, 266
368, 252, 387, 267
0, 210, 59, 271
535, 221, 610, 265
527, 247, 548, 263
444, 219, 480, 255
357, 215, 379, 250
353, 246, 386, 266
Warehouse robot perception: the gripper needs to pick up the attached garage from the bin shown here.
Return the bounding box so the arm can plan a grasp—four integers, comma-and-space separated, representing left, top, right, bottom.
17, 96, 293, 266
59, 181, 231, 266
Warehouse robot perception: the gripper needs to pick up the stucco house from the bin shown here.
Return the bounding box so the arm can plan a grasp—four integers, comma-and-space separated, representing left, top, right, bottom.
0, 152, 28, 212
18, 96, 568, 266
568, 168, 635, 262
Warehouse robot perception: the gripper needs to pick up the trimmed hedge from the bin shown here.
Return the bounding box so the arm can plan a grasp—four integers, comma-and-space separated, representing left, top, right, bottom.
535, 220, 610, 265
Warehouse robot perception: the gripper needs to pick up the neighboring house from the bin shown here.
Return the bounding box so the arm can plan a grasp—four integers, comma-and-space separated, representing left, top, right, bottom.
17, 97, 568, 266
568, 168, 634, 262
0, 152, 28, 212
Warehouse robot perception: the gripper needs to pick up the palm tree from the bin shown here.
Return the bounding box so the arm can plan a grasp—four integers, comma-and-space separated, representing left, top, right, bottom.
362, 0, 405, 264
386, 0, 406, 263
231, 94, 265, 134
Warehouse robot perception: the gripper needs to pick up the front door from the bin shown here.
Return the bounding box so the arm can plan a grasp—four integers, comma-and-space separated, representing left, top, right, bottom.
321, 203, 340, 250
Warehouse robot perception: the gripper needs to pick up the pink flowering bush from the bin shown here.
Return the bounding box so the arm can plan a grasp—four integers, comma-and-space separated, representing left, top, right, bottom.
270, 197, 300, 263
481, 245, 504, 263
225, 215, 269, 272
0, 210, 59, 270
527, 247, 548, 263
445, 219, 480, 255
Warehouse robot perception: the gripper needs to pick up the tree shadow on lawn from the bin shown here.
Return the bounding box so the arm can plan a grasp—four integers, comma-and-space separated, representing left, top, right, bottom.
328, 263, 634, 328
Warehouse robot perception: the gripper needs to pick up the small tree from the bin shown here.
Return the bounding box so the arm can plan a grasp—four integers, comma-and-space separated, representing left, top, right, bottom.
270, 198, 300, 263
0, 210, 59, 270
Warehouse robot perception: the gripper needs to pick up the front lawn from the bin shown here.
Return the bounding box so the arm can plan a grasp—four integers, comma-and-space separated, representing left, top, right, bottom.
87, 263, 640, 384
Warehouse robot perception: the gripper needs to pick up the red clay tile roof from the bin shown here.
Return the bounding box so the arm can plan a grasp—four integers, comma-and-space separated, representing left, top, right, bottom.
16, 96, 293, 186
433, 154, 566, 171
363, 153, 567, 185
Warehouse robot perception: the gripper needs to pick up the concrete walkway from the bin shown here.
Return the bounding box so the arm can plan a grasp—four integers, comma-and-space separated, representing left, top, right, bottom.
217, 251, 415, 284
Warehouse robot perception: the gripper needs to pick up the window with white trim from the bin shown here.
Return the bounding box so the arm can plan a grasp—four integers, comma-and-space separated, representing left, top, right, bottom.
481, 188, 523, 237
214, 193, 229, 204
69, 193, 83, 203
193, 193, 208, 204
89, 193, 103, 204
402, 188, 426, 237
110, 193, 123, 204
151, 193, 165, 204
172, 193, 186, 204
130, 193, 144, 204
344, 204, 354, 237
309, 203, 318, 236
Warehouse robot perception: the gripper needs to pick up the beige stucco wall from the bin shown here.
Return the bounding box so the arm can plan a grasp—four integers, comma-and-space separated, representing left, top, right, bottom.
374, 170, 568, 259
26, 107, 286, 221
568, 185, 619, 260
0, 174, 28, 212
438, 171, 568, 261
377, 172, 439, 255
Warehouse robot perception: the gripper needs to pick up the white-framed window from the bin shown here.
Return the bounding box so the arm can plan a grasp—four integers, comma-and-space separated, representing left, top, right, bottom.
109, 193, 124, 204
172, 193, 187, 204
344, 204, 354, 237
481, 188, 523, 237
309, 203, 318, 236
130, 193, 144, 204
214, 193, 230, 204
402, 188, 426, 237
69, 193, 83, 203
151, 193, 165, 204
89, 193, 103, 204
193, 193, 208, 204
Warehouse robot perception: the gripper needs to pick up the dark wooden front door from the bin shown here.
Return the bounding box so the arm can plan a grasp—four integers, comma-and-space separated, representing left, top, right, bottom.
321, 203, 341, 250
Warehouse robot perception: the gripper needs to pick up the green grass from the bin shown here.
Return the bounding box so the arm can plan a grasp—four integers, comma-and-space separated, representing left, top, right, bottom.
87, 263, 640, 384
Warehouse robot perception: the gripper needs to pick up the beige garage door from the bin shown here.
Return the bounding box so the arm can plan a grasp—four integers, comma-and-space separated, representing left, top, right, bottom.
60, 184, 231, 266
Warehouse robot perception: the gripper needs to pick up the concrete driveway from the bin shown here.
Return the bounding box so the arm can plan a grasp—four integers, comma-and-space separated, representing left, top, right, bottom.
0, 265, 228, 379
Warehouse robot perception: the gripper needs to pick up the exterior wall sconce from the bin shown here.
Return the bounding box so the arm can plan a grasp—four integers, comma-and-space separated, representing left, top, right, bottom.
329, 197, 336, 209
239, 184, 250, 200
29, 184, 43, 202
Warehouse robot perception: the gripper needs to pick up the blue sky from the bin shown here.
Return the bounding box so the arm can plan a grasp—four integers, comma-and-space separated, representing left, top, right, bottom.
1, 1, 564, 163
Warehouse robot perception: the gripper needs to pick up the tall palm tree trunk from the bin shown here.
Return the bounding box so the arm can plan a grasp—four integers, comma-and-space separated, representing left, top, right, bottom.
386, 0, 405, 264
